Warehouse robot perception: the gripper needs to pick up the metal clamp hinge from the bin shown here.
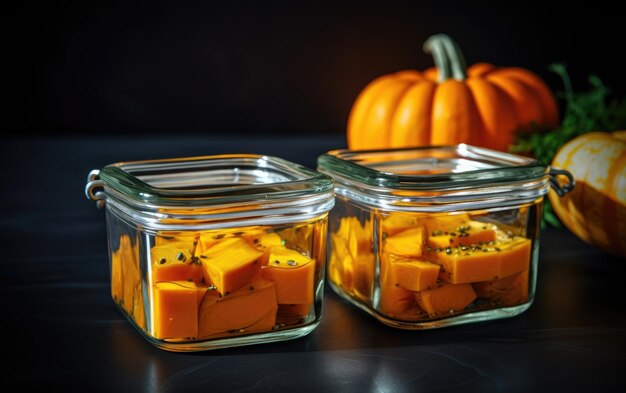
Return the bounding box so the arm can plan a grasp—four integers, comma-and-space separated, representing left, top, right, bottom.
85, 169, 105, 209
549, 168, 575, 197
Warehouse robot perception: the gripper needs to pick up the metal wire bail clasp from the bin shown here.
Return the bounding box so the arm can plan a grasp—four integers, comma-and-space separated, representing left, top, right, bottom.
85, 169, 105, 209
548, 168, 575, 197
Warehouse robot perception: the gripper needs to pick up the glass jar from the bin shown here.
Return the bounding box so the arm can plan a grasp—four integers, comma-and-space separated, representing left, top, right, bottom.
85, 154, 334, 351
317, 145, 573, 329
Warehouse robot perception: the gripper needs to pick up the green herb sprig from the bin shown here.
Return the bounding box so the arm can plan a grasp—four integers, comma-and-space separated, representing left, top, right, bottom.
510, 63, 626, 227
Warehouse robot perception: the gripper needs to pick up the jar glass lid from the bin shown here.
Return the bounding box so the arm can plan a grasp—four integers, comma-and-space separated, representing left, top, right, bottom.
317, 145, 573, 212
98, 154, 334, 207
317, 144, 547, 191
85, 154, 335, 230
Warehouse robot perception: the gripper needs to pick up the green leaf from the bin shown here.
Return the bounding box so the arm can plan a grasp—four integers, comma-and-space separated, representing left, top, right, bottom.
511, 63, 626, 226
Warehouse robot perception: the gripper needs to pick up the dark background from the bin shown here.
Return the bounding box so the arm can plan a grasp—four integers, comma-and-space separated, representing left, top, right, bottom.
7, 0, 625, 138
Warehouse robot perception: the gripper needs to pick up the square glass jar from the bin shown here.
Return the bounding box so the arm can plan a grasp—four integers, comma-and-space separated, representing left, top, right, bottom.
317, 145, 573, 329
85, 154, 334, 351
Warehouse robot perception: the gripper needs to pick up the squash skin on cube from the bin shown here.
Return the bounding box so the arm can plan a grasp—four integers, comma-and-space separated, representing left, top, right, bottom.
153, 281, 207, 340
415, 282, 477, 317
262, 246, 315, 304
384, 226, 426, 257
428, 237, 531, 284
199, 238, 263, 295
198, 276, 278, 338
390, 258, 440, 292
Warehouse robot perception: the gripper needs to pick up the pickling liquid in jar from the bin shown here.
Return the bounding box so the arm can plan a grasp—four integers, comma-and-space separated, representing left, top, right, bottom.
327, 197, 540, 326
107, 214, 327, 344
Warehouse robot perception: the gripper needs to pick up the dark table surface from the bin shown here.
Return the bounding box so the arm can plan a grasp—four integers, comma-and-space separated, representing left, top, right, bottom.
2, 136, 625, 392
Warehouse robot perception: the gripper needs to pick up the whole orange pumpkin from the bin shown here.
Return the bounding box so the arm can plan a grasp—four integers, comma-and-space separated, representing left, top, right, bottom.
549, 131, 626, 258
347, 34, 559, 151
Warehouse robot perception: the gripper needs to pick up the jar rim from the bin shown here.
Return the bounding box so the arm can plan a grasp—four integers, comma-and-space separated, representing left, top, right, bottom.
99, 154, 334, 207
317, 145, 552, 212
317, 144, 548, 191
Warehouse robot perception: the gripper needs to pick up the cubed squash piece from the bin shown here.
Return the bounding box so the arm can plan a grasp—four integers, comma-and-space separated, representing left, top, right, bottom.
473, 269, 529, 307
428, 220, 497, 249
335, 216, 358, 241
196, 232, 226, 255
430, 237, 531, 284
381, 213, 421, 236
196, 228, 265, 255
153, 281, 207, 339
329, 234, 355, 290
419, 213, 471, 235
151, 244, 203, 283
117, 235, 144, 327
379, 254, 417, 316
280, 224, 313, 253
415, 282, 477, 317
248, 233, 284, 265
110, 249, 124, 303
155, 231, 199, 252
348, 217, 372, 253
199, 238, 263, 295
390, 258, 440, 292
198, 276, 277, 338
352, 252, 375, 300
384, 226, 426, 257
262, 246, 315, 304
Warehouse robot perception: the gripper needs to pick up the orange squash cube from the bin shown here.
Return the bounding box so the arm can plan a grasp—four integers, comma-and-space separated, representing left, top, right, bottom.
419, 213, 471, 235
153, 281, 207, 339
352, 252, 375, 300
428, 220, 497, 249
384, 226, 426, 257
248, 233, 283, 265
379, 254, 417, 316
151, 244, 202, 283
110, 249, 124, 303
262, 246, 315, 304
336, 217, 371, 253
429, 237, 530, 284
116, 235, 145, 327
381, 213, 421, 236
473, 269, 530, 307
330, 233, 354, 289
199, 237, 263, 295
198, 276, 277, 338
155, 231, 199, 252
415, 282, 477, 317
389, 258, 440, 292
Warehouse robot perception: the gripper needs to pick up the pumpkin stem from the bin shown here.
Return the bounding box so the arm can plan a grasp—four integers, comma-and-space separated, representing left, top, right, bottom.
423, 34, 467, 82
